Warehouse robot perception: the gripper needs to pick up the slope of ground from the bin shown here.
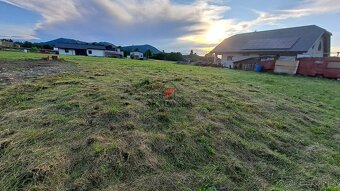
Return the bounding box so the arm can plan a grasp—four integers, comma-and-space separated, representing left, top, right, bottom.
0, 51, 339, 191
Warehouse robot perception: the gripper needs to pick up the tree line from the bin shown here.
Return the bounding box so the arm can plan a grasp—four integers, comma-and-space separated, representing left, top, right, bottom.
16, 41, 53, 49
123, 48, 184, 61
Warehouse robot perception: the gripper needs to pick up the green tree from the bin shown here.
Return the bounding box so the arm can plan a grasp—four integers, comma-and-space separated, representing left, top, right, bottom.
42, 44, 53, 50
151, 52, 183, 61
124, 50, 131, 57
144, 49, 152, 59
30, 47, 38, 52
164, 52, 184, 61
22, 41, 33, 48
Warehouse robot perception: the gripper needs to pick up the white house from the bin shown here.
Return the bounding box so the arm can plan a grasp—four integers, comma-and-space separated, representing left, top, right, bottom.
130, 51, 144, 60
87, 49, 105, 57
211, 25, 332, 68
55, 43, 124, 58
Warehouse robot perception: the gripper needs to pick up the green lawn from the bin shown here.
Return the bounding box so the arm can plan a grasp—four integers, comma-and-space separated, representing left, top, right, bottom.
0, 51, 339, 191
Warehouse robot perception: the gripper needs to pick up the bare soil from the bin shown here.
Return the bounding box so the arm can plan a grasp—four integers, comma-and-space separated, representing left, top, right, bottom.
0, 60, 77, 84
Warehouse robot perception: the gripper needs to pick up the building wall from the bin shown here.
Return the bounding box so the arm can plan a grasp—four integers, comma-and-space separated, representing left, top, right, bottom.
299, 37, 324, 58
131, 52, 144, 59
87, 49, 105, 57
59, 48, 76, 56
0, 41, 19, 48
113, 49, 124, 57
105, 50, 124, 58
221, 53, 260, 68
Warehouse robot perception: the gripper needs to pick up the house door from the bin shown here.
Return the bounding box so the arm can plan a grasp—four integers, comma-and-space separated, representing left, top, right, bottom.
75, 49, 87, 56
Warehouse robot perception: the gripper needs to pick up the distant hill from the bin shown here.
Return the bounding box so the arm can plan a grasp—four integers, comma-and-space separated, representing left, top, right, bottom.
91, 42, 116, 47
122, 45, 161, 54
44, 39, 160, 53
45, 38, 87, 46
45, 38, 115, 47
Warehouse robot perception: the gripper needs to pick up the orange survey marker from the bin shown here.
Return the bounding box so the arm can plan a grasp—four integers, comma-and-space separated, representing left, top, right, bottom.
164, 87, 176, 98
162, 81, 176, 99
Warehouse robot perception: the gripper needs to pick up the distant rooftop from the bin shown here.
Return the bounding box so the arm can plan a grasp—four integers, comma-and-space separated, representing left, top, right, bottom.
212, 25, 332, 53
55, 43, 107, 50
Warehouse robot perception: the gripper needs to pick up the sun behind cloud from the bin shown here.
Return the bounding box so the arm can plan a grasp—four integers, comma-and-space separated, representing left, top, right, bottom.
204, 24, 227, 44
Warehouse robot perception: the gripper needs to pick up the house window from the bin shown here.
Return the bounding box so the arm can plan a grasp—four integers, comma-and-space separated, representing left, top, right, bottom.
318, 42, 322, 51
227, 56, 233, 61
88, 50, 92, 54
65, 49, 69, 53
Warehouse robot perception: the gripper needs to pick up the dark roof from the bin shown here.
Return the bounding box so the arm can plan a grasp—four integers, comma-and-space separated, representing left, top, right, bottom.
212, 25, 332, 54
55, 43, 106, 50
93, 42, 117, 48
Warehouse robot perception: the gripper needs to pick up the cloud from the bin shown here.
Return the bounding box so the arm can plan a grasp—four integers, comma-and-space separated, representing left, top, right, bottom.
0, 24, 39, 40
179, 0, 340, 53
0, 0, 80, 40
1, 0, 231, 50
1, 0, 200, 41
245, 0, 340, 27
1, 0, 340, 53
294, 0, 340, 14
94, 0, 196, 24
1, 0, 81, 28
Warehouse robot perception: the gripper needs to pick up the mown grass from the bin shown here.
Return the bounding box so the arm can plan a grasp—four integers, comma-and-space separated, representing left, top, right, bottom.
0, 51, 339, 191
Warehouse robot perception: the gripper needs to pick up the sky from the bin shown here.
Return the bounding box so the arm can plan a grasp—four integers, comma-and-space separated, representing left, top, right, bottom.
0, 0, 340, 55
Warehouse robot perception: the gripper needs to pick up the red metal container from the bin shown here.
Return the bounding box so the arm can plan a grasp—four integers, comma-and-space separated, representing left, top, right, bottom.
259, 60, 276, 72
298, 57, 340, 79
39, 50, 50, 54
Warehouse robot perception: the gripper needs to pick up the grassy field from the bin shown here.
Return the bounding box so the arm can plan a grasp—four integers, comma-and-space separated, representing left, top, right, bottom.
0, 51, 339, 191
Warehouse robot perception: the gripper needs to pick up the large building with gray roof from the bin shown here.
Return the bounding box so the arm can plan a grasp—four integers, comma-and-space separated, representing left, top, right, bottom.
55, 43, 124, 58
211, 25, 332, 68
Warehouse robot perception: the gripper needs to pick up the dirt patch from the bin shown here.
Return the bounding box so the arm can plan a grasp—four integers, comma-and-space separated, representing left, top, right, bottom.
0, 139, 11, 150
0, 60, 77, 85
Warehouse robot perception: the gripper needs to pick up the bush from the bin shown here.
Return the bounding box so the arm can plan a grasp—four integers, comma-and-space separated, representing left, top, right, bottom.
151, 52, 184, 61
30, 47, 38, 52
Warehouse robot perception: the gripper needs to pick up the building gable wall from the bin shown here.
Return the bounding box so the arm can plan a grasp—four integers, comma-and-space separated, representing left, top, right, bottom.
59, 48, 76, 55
87, 49, 105, 57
